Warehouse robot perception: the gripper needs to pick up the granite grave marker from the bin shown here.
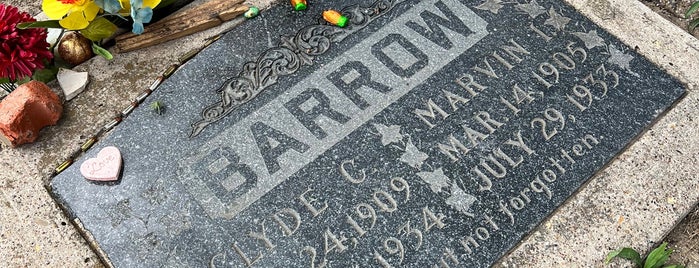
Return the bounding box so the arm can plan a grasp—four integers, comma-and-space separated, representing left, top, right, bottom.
51, 0, 686, 267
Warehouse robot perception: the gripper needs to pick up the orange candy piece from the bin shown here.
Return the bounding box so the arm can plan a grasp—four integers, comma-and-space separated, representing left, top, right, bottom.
290, 0, 307, 10
323, 10, 348, 27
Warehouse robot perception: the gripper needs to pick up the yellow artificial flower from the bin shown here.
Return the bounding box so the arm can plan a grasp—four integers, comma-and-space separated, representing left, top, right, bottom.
42, 0, 101, 30
118, 0, 161, 13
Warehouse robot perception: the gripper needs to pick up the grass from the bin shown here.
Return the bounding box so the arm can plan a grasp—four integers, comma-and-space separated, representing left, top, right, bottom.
687, 1, 699, 32
606, 242, 685, 268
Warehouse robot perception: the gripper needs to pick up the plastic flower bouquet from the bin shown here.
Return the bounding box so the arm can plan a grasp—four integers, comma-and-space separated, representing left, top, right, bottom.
17, 0, 177, 62
41, 0, 163, 35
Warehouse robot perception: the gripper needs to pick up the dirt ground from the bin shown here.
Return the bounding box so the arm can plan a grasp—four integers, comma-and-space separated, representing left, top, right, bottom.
639, 1, 699, 266
643, 0, 699, 38
665, 208, 699, 266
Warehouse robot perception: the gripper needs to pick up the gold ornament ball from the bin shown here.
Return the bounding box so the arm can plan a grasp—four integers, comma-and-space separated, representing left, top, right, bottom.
58, 32, 94, 66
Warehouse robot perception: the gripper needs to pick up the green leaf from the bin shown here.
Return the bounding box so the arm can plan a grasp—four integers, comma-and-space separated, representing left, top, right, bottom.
685, 1, 699, 18
80, 17, 118, 41
0, 78, 9, 84
644, 243, 672, 268
689, 18, 699, 32
663, 265, 685, 268
606, 247, 642, 267
32, 67, 59, 83
150, 101, 164, 115
16, 20, 62, 29
15, 76, 31, 85
91, 43, 113, 60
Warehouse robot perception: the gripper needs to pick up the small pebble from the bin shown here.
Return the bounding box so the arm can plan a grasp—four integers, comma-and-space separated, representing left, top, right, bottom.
245, 6, 259, 18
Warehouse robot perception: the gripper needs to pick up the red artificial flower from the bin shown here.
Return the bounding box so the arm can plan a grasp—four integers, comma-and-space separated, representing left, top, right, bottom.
0, 4, 53, 81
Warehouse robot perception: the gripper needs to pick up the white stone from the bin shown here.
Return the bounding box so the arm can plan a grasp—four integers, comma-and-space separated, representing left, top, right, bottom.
33, 12, 62, 47
57, 68, 89, 101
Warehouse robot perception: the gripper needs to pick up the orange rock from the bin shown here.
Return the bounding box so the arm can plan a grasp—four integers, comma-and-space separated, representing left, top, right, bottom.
0, 81, 63, 147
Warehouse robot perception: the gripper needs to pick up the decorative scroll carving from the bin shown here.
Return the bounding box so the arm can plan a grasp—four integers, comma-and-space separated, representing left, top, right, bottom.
190, 0, 402, 137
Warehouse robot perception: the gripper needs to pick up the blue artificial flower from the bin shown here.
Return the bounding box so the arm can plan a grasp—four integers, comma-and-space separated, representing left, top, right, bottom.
94, 0, 123, 14
129, 0, 155, 34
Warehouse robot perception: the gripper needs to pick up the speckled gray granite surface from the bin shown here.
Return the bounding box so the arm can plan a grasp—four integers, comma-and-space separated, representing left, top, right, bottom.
51, 0, 685, 266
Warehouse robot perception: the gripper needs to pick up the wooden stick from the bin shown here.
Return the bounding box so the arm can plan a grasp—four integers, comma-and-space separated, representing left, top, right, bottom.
116, 0, 245, 52
218, 5, 249, 21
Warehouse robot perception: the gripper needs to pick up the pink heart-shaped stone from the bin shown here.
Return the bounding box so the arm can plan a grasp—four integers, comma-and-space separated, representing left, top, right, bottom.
80, 146, 122, 181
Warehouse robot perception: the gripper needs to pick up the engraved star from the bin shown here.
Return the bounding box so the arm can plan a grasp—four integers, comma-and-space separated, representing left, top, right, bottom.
573, 30, 606, 49
160, 203, 193, 237
129, 231, 161, 260
400, 138, 428, 169
544, 7, 570, 31
446, 184, 477, 217
417, 168, 451, 193
140, 179, 167, 205
374, 123, 402, 146
476, 0, 504, 14
104, 199, 132, 227
607, 45, 634, 71
516, 0, 546, 19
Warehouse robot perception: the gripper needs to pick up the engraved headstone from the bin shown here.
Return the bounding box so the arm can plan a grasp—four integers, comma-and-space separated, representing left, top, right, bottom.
51, 0, 685, 267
